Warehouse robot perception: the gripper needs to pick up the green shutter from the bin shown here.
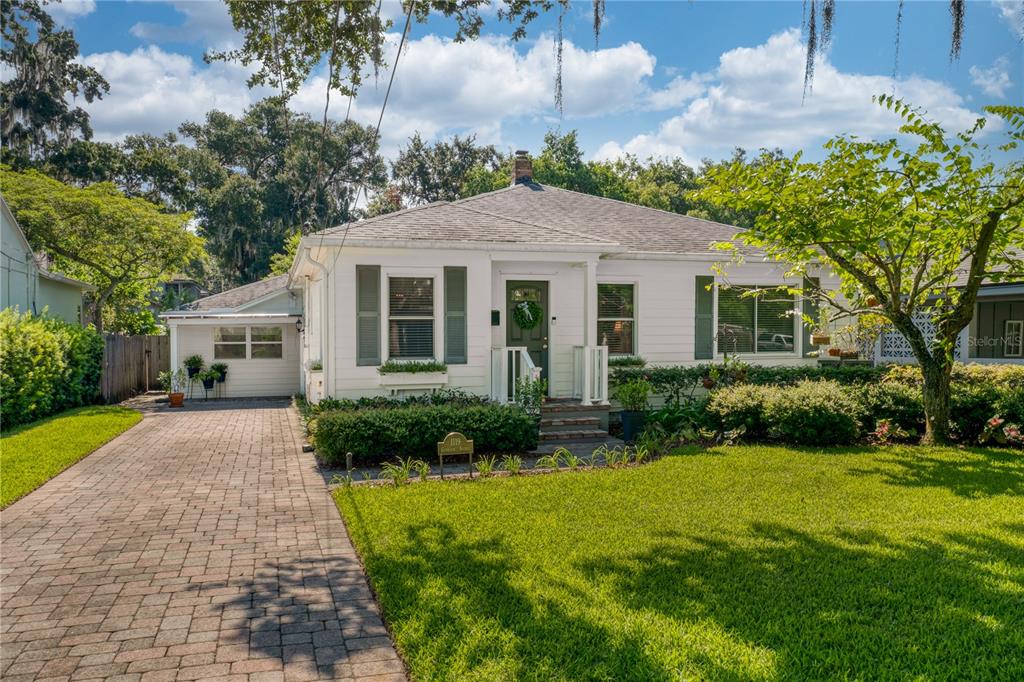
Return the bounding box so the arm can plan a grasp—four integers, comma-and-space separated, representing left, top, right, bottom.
695, 275, 714, 360
444, 267, 467, 364
356, 265, 380, 366
802, 276, 820, 357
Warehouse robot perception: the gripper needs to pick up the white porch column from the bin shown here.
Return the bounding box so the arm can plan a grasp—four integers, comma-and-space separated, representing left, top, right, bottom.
584, 258, 598, 347
168, 322, 178, 372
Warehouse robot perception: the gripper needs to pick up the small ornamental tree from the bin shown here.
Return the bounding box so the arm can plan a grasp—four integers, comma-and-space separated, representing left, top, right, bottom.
698, 97, 1024, 444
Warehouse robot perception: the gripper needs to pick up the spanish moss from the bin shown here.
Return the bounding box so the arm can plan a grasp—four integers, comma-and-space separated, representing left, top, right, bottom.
803, 0, 818, 101
892, 0, 904, 90
554, 4, 565, 116
593, 0, 605, 47
949, 0, 965, 60
821, 0, 835, 50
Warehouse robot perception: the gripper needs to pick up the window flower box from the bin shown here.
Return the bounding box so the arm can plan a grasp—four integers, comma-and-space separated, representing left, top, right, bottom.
378, 371, 449, 388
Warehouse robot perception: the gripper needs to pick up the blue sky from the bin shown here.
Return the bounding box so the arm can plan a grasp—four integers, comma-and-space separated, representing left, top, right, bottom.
56, 0, 1023, 166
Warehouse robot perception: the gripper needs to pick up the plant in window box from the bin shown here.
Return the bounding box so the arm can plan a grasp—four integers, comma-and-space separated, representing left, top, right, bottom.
210, 362, 228, 383
309, 360, 323, 371
158, 369, 188, 407
377, 359, 449, 387
183, 354, 204, 378
615, 378, 652, 443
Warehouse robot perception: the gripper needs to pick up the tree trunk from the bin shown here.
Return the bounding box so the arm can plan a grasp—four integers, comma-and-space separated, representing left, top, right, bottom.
920, 359, 953, 445
90, 286, 114, 333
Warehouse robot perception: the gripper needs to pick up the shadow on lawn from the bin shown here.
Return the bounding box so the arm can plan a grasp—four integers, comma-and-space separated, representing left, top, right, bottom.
578, 522, 1024, 679
849, 447, 1024, 498
354, 520, 686, 681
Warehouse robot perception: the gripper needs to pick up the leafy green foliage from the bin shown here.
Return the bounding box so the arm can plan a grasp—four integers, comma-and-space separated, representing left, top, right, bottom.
1, 405, 141, 508
0, 310, 103, 429
1, 0, 109, 165
762, 381, 862, 446
310, 403, 537, 463
607, 355, 646, 368
377, 359, 448, 374
698, 97, 1024, 442
613, 378, 651, 411
392, 133, 503, 204
336, 443, 1024, 680
0, 167, 201, 331
852, 382, 925, 434
500, 454, 523, 475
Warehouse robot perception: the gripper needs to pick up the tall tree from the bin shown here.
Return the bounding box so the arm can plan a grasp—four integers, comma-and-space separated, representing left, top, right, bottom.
1, 0, 109, 165
1, 167, 202, 332
391, 133, 502, 204
177, 99, 386, 283
698, 97, 1024, 444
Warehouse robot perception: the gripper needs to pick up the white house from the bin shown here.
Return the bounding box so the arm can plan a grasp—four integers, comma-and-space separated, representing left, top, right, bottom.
1, 196, 94, 324
283, 154, 840, 406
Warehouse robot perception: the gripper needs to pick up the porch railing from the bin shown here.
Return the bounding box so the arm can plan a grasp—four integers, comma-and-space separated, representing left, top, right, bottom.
491, 346, 542, 404
572, 345, 609, 405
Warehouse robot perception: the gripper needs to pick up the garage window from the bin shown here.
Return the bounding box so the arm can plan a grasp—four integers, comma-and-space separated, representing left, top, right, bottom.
251, 326, 284, 359
214, 327, 247, 359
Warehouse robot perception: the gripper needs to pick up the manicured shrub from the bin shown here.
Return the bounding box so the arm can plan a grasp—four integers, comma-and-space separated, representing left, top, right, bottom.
0, 310, 103, 429
950, 383, 1003, 442
310, 403, 538, 463
705, 384, 775, 440
852, 382, 924, 435
883, 362, 1024, 388
763, 381, 862, 446
995, 385, 1024, 424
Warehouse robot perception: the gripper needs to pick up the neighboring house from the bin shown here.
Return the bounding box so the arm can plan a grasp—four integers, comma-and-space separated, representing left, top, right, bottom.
875, 281, 1024, 364
152, 276, 207, 315
161, 274, 303, 398
283, 153, 840, 405
1, 196, 94, 324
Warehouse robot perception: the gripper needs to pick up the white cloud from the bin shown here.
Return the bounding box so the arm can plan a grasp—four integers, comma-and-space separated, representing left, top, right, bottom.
595, 29, 985, 164
47, 0, 95, 23
994, 0, 1024, 40
970, 57, 1014, 98
79, 46, 267, 141
130, 1, 239, 50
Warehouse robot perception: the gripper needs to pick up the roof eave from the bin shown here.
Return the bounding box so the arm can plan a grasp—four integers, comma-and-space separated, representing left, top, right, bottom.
308, 236, 623, 254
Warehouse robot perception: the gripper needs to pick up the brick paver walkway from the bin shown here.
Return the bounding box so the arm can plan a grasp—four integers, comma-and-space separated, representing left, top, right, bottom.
1, 400, 405, 682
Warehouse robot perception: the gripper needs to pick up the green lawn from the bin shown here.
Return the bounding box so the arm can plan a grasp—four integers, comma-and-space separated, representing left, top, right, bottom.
335, 445, 1024, 681
1, 405, 142, 508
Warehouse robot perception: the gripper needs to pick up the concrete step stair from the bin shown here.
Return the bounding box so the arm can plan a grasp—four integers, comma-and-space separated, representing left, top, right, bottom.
540, 416, 602, 432
539, 428, 610, 443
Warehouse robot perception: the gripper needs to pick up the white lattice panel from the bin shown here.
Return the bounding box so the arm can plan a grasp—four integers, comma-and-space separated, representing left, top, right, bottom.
877, 311, 964, 362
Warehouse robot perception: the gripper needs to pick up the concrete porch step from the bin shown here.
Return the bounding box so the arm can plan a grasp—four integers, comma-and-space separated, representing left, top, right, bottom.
540, 416, 602, 431
541, 399, 610, 414
539, 428, 610, 443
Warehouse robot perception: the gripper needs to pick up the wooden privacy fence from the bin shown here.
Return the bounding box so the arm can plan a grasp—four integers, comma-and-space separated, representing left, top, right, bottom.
101, 334, 170, 403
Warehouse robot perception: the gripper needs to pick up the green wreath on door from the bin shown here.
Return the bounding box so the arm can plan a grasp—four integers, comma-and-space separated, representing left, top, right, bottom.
513, 300, 543, 330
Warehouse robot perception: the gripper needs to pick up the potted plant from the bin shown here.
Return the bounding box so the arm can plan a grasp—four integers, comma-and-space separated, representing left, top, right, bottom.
210, 362, 228, 383
184, 354, 204, 378
377, 359, 449, 388
198, 369, 218, 391
827, 347, 842, 357
514, 376, 547, 432
840, 349, 859, 359
158, 369, 188, 407
810, 330, 831, 346
615, 378, 651, 443
309, 359, 323, 371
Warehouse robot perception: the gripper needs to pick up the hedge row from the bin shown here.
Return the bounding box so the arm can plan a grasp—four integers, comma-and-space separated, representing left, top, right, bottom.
613, 362, 1024, 402
0, 310, 104, 429
310, 403, 538, 463
704, 379, 1024, 446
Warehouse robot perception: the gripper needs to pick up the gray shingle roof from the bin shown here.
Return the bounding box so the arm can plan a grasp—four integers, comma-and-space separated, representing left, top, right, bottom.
456, 183, 741, 253
319, 201, 613, 246
189, 274, 289, 311
312, 182, 745, 254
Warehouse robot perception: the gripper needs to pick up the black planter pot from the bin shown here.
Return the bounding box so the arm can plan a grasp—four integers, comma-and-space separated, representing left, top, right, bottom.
620, 410, 646, 443
216, 370, 227, 383
201, 378, 215, 390
187, 366, 201, 378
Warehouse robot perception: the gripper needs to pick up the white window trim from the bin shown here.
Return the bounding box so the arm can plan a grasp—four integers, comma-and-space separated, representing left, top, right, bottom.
597, 280, 638, 357
384, 271, 441, 362
213, 325, 285, 360
714, 283, 799, 357
1006, 320, 1023, 357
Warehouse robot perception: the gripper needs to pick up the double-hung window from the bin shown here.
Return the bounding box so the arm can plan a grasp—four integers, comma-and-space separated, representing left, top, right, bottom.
388, 277, 434, 359
214, 327, 247, 359
213, 326, 284, 359
597, 283, 636, 355
1006, 320, 1024, 357
717, 286, 795, 354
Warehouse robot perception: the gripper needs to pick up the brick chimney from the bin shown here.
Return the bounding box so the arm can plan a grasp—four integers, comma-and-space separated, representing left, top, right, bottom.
512, 150, 532, 185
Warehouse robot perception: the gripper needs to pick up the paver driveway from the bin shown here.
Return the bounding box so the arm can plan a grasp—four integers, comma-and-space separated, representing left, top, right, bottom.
1, 400, 405, 682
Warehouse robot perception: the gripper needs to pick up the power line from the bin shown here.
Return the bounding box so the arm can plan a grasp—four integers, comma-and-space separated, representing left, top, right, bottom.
313, 0, 415, 263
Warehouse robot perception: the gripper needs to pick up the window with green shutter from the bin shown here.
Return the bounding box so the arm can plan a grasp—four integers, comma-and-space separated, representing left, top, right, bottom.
356, 265, 380, 366
717, 285, 796, 355
694, 275, 714, 359
388, 276, 434, 359
444, 267, 467, 364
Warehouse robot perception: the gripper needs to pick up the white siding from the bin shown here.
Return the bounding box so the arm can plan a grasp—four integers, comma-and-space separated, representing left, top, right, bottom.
174, 323, 300, 398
